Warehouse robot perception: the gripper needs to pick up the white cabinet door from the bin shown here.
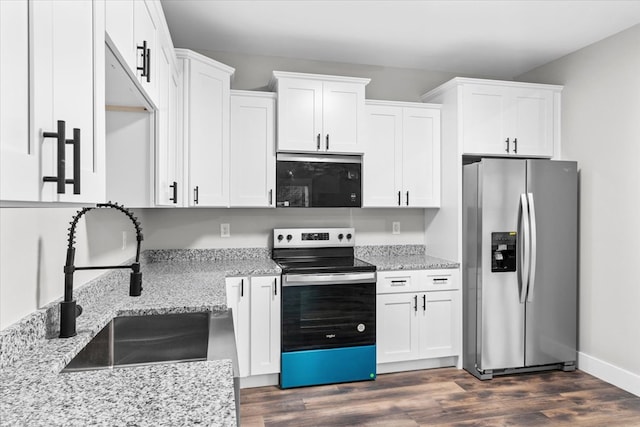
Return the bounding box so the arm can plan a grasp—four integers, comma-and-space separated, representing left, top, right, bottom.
273, 72, 369, 154
364, 102, 441, 208
105, 0, 134, 71
0, 0, 35, 201
229, 92, 276, 207
276, 78, 323, 152
420, 291, 459, 359
133, 0, 158, 103
462, 84, 510, 156
184, 56, 231, 207
225, 277, 250, 378
402, 107, 440, 207
249, 276, 281, 375
462, 83, 555, 157
363, 105, 402, 207
156, 45, 182, 206
509, 87, 554, 157
322, 81, 365, 153
377, 293, 420, 363
33, 0, 104, 203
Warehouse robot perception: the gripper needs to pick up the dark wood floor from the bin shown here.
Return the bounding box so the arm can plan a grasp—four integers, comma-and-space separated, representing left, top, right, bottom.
240, 368, 640, 426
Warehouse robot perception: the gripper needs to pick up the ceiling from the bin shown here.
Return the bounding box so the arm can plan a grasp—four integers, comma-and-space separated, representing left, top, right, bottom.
160, 1, 640, 79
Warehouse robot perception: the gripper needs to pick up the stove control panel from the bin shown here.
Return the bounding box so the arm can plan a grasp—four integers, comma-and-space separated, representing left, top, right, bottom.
274, 228, 356, 248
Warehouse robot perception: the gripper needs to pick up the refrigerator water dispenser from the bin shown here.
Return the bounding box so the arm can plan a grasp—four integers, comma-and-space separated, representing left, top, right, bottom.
491, 232, 517, 272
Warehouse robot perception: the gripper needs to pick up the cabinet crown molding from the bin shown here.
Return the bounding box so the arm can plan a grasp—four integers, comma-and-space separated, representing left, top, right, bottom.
420, 77, 563, 102
231, 89, 277, 100
366, 99, 441, 109
175, 48, 235, 76
269, 71, 371, 91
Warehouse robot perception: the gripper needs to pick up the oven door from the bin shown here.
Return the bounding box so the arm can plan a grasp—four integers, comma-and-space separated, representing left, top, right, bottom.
281, 272, 376, 352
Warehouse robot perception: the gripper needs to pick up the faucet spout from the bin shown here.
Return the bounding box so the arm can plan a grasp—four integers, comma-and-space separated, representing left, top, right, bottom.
59, 202, 144, 338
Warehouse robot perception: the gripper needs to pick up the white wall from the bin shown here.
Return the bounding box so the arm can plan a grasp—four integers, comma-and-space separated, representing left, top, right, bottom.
520, 24, 640, 388
194, 49, 499, 102
142, 208, 426, 249
0, 208, 144, 329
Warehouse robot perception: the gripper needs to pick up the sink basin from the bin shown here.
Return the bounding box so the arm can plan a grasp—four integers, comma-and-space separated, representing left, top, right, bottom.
62, 311, 236, 372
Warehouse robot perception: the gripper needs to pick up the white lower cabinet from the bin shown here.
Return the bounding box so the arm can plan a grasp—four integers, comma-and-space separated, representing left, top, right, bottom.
376, 269, 460, 370
225, 275, 281, 379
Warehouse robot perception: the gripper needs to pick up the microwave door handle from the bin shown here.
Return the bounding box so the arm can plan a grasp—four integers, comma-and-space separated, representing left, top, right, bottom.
526, 193, 537, 302
519, 193, 530, 304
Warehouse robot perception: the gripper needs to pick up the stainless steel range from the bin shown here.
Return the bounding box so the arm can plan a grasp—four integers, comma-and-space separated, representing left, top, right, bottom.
272, 227, 377, 389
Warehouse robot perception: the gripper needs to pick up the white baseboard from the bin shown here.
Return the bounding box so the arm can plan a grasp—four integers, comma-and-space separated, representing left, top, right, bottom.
578, 352, 640, 397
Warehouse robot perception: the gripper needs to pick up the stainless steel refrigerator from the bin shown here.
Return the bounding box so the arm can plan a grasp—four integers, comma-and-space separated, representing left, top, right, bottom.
463, 158, 577, 380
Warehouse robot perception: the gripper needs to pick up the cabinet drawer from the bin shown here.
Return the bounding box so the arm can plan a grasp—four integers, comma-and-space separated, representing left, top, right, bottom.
425, 269, 460, 291
377, 271, 421, 294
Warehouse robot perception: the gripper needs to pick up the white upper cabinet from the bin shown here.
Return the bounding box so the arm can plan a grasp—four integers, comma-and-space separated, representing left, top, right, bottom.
177, 49, 234, 207
155, 44, 182, 207
105, 0, 135, 72
0, 0, 35, 201
105, 0, 162, 106
364, 101, 441, 208
2, 0, 105, 203
133, 0, 158, 103
229, 91, 276, 208
422, 78, 561, 158
270, 71, 370, 154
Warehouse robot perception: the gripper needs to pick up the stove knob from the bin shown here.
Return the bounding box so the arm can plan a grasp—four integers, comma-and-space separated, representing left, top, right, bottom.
277, 234, 284, 241
338, 233, 344, 240
286, 234, 293, 242
346, 233, 352, 240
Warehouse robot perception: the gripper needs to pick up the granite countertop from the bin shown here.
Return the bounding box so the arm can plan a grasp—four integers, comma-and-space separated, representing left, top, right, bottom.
0, 246, 458, 426
361, 254, 460, 271
0, 256, 281, 427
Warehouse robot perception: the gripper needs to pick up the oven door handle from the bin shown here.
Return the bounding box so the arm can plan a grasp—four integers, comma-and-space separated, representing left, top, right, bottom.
283, 272, 376, 286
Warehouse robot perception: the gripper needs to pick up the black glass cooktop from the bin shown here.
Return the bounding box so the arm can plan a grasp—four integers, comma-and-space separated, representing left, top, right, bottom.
275, 257, 376, 274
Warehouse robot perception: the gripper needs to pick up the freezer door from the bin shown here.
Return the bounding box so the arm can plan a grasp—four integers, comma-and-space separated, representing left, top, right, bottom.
477, 159, 527, 371
525, 160, 577, 366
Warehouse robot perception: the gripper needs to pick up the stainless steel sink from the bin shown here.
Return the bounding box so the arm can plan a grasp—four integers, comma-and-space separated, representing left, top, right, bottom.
62, 311, 237, 373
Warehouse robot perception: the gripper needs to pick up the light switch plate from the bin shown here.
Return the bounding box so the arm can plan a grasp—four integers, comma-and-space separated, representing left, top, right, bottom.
221, 223, 230, 238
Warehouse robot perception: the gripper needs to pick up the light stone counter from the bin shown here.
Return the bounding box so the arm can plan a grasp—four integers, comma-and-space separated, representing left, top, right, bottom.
0, 253, 281, 427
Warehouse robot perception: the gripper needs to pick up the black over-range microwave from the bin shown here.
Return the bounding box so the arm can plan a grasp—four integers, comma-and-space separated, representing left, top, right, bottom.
276, 153, 362, 208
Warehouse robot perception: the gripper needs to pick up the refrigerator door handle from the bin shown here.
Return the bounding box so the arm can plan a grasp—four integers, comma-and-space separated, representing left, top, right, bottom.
526, 193, 537, 302
519, 193, 531, 304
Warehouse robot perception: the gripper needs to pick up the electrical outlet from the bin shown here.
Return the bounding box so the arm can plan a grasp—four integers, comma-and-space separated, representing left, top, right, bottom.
392, 222, 401, 235
220, 223, 230, 238
122, 231, 127, 249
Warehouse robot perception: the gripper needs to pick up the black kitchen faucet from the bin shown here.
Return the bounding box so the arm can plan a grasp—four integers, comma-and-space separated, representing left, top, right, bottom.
59, 202, 143, 338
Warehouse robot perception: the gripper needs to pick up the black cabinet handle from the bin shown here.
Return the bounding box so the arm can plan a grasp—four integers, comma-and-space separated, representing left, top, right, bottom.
513, 138, 518, 154
326, 134, 329, 151
414, 295, 418, 312
145, 46, 151, 83
43, 121, 80, 195
505, 137, 510, 153
406, 191, 409, 206
240, 279, 244, 297
67, 128, 81, 195
137, 41, 148, 80
169, 181, 177, 204
43, 120, 66, 194
390, 280, 407, 284
397, 191, 401, 206
316, 133, 321, 150
194, 186, 199, 205
422, 294, 426, 311
269, 189, 273, 206
274, 278, 277, 296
